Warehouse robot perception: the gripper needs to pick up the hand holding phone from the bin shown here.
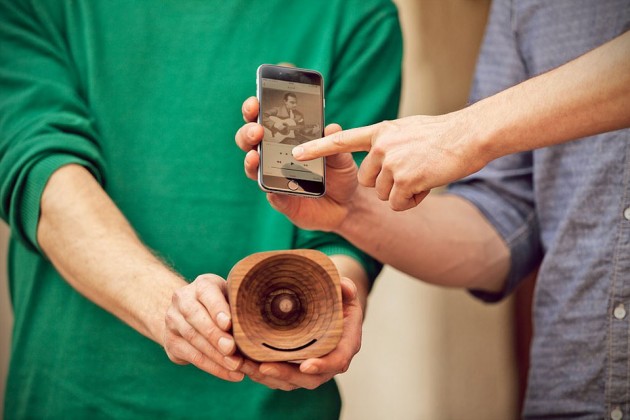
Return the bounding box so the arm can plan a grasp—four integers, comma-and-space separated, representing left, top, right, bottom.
257, 65, 326, 196
237, 96, 361, 232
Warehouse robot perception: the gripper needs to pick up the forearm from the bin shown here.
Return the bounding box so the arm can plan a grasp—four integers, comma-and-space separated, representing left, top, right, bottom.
470, 30, 630, 163
38, 164, 186, 344
336, 187, 509, 292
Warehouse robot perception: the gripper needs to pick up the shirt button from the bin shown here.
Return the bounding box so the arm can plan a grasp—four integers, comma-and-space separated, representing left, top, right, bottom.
611, 407, 623, 420
624, 207, 630, 221
614, 304, 627, 320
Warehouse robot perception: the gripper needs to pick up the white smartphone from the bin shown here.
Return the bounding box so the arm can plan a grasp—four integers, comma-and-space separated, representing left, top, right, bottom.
257, 64, 326, 196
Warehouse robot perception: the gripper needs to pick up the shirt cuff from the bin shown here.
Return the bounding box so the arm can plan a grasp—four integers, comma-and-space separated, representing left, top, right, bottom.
447, 187, 542, 303
18, 154, 102, 253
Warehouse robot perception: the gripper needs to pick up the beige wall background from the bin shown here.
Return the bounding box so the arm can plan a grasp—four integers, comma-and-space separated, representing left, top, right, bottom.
0, 1, 519, 418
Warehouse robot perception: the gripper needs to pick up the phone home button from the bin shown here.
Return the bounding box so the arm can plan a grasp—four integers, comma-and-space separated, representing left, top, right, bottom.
287, 180, 300, 191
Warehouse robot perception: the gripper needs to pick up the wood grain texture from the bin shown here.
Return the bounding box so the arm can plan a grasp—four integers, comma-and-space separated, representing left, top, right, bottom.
227, 250, 342, 362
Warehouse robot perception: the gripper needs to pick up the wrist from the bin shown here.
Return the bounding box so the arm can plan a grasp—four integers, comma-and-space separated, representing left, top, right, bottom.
146, 272, 188, 345
465, 82, 538, 166
329, 254, 369, 311
459, 101, 504, 168
336, 186, 376, 239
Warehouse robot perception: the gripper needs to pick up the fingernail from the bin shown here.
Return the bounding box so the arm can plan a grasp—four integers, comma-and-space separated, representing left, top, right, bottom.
229, 371, 245, 381
292, 146, 304, 158
218, 337, 234, 355
302, 364, 318, 374
260, 366, 280, 377
217, 312, 230, 330
248, 127, 257, 139
224, 355, 241, 371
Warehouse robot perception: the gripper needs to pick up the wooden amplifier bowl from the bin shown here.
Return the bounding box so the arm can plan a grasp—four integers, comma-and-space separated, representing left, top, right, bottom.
227, 250, 343, 362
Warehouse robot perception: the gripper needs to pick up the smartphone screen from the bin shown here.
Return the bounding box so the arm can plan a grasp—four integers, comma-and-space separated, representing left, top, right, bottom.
257, 65, 325, 196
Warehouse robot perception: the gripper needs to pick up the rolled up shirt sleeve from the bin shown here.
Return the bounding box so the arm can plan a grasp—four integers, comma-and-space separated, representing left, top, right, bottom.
448, 151, 543, 302
0, 0, 105, 252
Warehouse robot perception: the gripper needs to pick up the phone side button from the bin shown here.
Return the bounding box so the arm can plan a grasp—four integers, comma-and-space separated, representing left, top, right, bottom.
287, 180, 299, 191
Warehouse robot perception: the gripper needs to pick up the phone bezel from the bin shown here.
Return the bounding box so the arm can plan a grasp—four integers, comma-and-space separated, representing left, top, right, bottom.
256, 64, 326, 197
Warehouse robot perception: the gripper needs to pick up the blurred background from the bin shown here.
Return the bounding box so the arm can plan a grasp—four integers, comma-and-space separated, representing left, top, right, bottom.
0, 0, 529, 418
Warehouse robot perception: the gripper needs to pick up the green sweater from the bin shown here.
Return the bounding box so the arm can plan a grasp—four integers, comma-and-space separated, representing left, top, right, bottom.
0, 1, 401, 419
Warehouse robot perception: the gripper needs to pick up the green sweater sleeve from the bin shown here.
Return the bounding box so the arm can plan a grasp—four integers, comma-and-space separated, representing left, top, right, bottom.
0, 1, 105, 252
295, 2, 402, 285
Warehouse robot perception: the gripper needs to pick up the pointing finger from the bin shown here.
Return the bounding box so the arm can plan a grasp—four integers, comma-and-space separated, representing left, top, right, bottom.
292, 124, 378, 161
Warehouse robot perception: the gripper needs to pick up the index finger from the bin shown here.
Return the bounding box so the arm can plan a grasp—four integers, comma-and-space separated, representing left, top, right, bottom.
291, 124, 377, 161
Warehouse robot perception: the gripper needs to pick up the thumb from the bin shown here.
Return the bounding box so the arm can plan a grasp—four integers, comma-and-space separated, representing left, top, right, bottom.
340, 277, 358, 303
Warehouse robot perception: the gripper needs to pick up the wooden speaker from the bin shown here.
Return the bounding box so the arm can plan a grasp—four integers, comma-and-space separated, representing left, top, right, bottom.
227, 250, 343, 362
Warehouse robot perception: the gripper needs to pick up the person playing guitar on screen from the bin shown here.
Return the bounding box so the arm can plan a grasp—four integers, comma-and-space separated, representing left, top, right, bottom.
262, 92, 320, 145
